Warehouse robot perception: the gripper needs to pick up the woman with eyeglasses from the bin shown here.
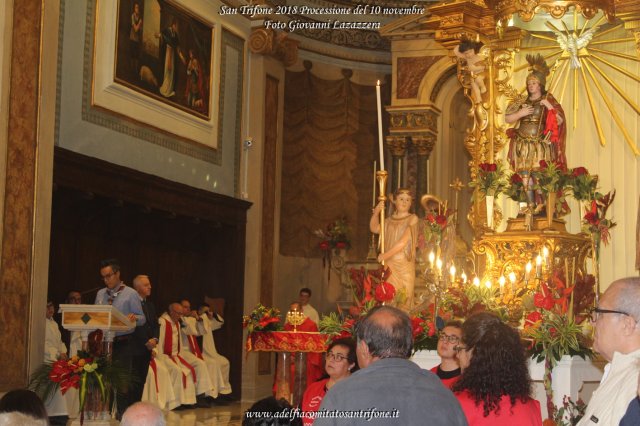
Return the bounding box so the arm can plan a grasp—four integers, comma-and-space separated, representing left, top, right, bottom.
301, 338, 358, 425
452, 312, 542, 426
431, 320, 463, 388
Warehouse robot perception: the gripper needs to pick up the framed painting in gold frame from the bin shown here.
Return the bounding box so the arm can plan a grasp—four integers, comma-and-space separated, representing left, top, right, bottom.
93, 0, 218, 148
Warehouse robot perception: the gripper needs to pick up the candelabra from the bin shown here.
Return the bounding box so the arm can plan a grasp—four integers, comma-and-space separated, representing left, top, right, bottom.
286, 310, 306, 332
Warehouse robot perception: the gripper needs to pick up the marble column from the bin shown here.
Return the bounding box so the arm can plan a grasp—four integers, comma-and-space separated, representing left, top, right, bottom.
0, 0, 59, 389
386, 136, 408, 192
413, 135, 436, 216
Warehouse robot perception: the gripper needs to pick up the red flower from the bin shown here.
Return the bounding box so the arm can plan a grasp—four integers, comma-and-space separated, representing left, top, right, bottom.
549, 327, 558, 337
524, 311, 542, 328
425, 321, 436, 337
572, 167, 588, 177
426, 214, 435, 223
335, 241, 346, 249
534, 292, 554, 311
539, 160, 548, 169
411, 317, 424, 339
435, 215, 447, 228
584, 200, 599, 226
479, 163, 497, 172
319, 241, 330, 250
258, 315, 279, 328
511, 173, 523, 184
348, 306, 362, 317
374, 281, 396, 303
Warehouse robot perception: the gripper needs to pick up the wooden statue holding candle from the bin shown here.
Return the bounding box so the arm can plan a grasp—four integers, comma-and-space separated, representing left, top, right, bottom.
370, 188, 419, 309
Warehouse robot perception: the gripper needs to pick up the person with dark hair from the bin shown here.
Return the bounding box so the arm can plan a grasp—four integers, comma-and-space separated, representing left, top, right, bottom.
0, 389, 48, 422
577, 277, 640, 426
95, 258, 146, 419
431, 320, 463, 388
452, 312, 541, 425
299, 288, 319, 325
301, 338, 358, 426
243, 397, 302, 426
316, 306, 466, 425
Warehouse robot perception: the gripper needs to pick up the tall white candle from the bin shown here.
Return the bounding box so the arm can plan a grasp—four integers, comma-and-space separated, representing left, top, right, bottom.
376, 80, 385, 171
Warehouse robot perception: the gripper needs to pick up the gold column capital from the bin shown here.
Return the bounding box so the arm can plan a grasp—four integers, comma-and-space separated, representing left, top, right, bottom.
412, 134, 436, 157
386, 136, 408, 157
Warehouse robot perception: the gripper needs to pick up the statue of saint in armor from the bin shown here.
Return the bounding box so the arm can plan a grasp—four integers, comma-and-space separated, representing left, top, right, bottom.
505, 54, 566, 212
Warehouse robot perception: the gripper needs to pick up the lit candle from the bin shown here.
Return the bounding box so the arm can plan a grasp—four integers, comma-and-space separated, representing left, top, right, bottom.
376, 81, 385, 171
542, 246, 550, 269
508, 272, 516, 292
499, 276, 506, 296
449, 264, 456, 283
461, 272, 468, 284
525, 262, 532, 284
535, 255, 543, 278
473, 277, 480, 287
436, 258, 443, 278
428, 251, 435, 269
485, 280, 492, 289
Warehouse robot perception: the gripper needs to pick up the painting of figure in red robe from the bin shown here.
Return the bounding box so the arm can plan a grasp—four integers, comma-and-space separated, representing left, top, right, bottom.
114, 0, 212, 119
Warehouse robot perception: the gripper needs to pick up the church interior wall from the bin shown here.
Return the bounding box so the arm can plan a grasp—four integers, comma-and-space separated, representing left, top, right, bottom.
56, 0, 249, 198
272, 54, 390, 323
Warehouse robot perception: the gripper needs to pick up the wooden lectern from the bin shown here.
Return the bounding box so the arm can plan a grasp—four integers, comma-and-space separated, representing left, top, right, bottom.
58, 304, 135, 425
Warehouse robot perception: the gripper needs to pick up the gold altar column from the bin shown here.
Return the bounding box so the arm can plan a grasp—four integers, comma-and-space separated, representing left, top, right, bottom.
0, 0, 59, 389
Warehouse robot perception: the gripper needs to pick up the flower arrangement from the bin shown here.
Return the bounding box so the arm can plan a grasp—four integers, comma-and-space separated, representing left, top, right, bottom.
521, 269, 595, 420
553, 396, 587, 426
583, 190, 616, 247
531, 160, 568, 195
314, 217, 351, 252
411, 310, 437, 353
421, 210, 452, 247
504, 172, 529, 203
30, 330, 129, 424
567, 167, 597, 202
469, 161, 509, 197
242, 304, 282, 334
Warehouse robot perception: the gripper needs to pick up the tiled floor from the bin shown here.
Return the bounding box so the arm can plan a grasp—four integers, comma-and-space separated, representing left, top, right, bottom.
63, 402, 249, 425
162, 402, 247, 426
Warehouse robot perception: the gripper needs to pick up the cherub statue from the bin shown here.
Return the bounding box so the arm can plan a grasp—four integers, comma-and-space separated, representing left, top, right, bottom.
454, 38, 487, 104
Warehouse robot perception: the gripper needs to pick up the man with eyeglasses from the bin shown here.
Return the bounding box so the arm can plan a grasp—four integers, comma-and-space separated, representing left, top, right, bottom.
94, 258, 146, 420
577, 277, 640, 426
431, 320, 463, 388
315, 306, 467, 426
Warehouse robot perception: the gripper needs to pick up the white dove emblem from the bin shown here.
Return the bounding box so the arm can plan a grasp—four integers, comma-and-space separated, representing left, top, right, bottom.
549, 24, 599, 69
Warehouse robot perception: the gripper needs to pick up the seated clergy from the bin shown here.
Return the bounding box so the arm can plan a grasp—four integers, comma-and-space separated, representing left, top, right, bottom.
179, 299, 222, 399
142, 355, 180, 410
198, 302, 232, 397
157, 303, 198, 407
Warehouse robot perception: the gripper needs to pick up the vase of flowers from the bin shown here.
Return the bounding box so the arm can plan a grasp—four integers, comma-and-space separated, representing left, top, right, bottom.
30, 330, 130, 424
469, 161, 508, 229
242, 304, 282, 334
522, 270, 595, 421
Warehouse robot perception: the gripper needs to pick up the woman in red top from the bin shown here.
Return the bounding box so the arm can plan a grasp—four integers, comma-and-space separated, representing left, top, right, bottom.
301, 338, 358, 426
453, 312, 542, 426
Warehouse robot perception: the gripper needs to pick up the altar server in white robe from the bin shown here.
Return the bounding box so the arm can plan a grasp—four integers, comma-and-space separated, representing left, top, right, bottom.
179, 300, 220, 398
44, 300, 69, 417
157, 304, 197, 407
198, 302, 232, 396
